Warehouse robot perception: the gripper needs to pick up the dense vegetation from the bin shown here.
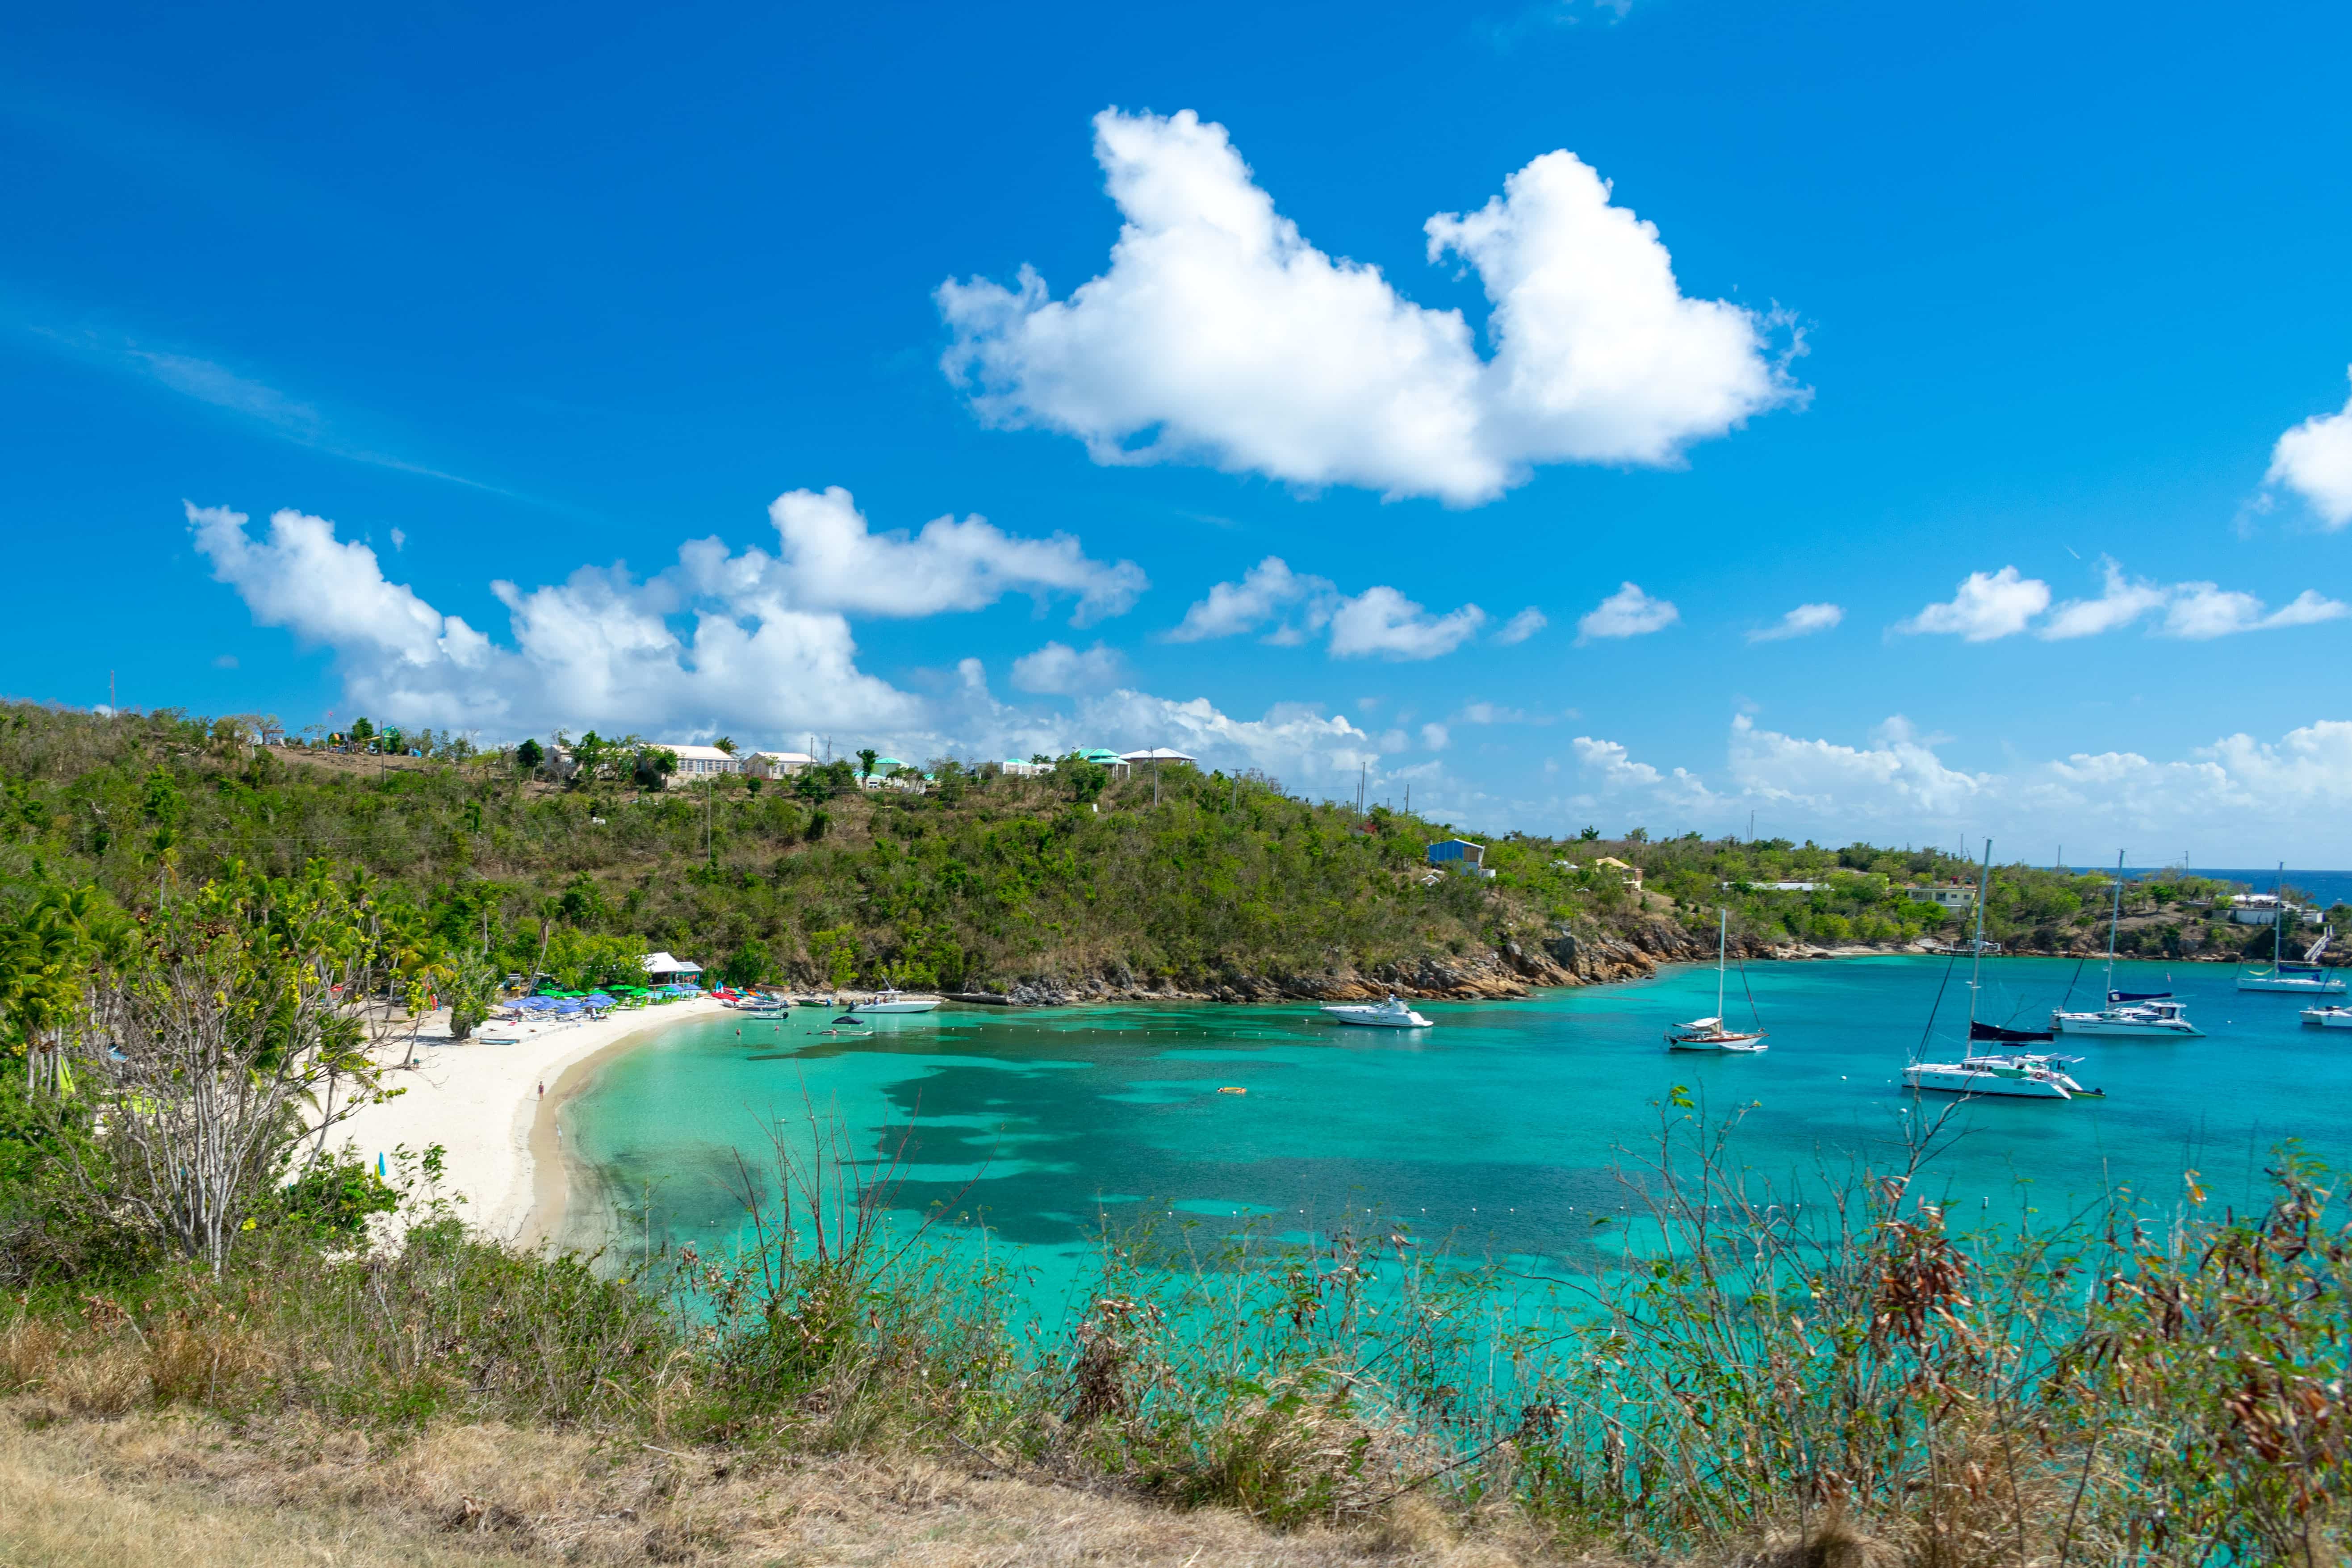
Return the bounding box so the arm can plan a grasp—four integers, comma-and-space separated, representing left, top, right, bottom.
0, 702, 2329, 1008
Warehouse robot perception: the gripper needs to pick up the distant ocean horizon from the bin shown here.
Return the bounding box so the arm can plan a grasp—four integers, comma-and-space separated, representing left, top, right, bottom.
2109, 866, 2352, 909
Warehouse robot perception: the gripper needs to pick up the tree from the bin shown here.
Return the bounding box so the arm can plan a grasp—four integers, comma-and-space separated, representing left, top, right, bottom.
1578, 826, 1601, 841
515, 737, 545, 772
349, 717, 375, 747
633, 746, 678, 790
857, 748, 879, 781
69, 869, 400, 1272
720, 940, 773, 988
713, 736, 737, 756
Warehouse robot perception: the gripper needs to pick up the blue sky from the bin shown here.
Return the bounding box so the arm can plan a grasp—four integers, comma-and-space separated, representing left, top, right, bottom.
7, 0, 2352, 858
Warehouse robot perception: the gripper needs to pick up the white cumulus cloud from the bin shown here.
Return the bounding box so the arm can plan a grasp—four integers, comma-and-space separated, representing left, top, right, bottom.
1169, 556, 1484, 660
1166, 556, 1335, 643
2037, 558, 2168, 640
1895, 567, 2051, 642
2161, 583, 2348, 640
1745, 602, 1842, 643
1493, 606, 1548, 644
1548, 714, 2352, 861
1327, 586, 1487, 660
1009, 640, 1126, 695
937, 109, 1797, 507
1576, 582, 1679, 643
2266, 368, 2352, 528
189, 490, 1143, 741
763, 486, 1144, 623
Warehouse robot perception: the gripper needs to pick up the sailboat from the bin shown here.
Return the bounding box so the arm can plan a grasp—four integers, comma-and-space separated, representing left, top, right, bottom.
1665, 908, 1767, 1051
1904, 840, 2102, 1100
2051, 851, 2202, 1037
2237, 862, 2344, 994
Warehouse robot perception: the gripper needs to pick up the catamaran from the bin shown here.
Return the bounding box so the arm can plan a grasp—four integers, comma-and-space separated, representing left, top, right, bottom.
2300, 1005, 2352, 1029
2237, 863, 2344, 994
1904, 839, 2104, 1100
1666, 908, 1767, 1051
1321, 993, 1433, 1029
2051, 850, 2202, 1037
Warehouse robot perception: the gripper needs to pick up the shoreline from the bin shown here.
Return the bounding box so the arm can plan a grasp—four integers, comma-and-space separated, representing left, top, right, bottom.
332, 997, 725, 1246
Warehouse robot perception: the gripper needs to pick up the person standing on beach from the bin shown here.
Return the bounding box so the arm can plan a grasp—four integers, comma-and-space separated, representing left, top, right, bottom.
537, 1081, 544, 1100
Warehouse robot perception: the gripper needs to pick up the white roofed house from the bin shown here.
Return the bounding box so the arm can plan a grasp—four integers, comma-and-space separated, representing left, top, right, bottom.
639, 951, 704, 984
664, 744, 742, 784
745, 751, 817, 779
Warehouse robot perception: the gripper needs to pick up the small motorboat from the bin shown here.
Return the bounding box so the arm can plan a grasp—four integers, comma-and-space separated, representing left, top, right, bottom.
841, 986, 942, 1015
1904, 1052, 2101, 1100
2300, 1005, 2352, 1029
1321, 994, 1432, 1029
738, 994, 791, 1020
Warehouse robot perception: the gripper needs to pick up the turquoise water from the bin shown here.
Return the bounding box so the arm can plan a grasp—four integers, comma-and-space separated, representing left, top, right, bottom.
563, 957, 2352, 1289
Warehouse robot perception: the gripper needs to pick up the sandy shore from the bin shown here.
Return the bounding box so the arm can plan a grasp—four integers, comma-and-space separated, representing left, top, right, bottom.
331, 998, 724, 1245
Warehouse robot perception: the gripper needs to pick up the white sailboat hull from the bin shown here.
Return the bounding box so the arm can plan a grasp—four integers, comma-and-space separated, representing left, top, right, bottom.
2301, 1007, 2352, 1028
2051, 1011, 2200, 1037
1904, 1063, 2077, 1099
2237, 974, 2346, 994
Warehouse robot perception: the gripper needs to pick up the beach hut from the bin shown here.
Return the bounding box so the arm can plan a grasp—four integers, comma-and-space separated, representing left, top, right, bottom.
640, 951, 704, 984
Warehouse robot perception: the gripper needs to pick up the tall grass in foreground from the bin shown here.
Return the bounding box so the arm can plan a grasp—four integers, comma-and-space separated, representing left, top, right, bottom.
3, 1101, 2346, 1565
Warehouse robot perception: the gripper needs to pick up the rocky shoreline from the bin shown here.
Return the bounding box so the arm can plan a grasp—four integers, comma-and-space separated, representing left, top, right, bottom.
939, 914, 2340, 1008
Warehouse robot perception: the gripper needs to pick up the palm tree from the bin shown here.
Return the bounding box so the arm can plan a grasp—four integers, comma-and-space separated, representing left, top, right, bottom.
858, 748, 879, 780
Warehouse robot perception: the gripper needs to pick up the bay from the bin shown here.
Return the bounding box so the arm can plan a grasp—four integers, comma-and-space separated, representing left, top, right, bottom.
562, 956, 2352, 1292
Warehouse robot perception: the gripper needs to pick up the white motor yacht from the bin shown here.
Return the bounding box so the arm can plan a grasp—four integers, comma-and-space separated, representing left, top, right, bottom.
1321, 994, 1432, 1029
841, 986, 942, 1015
1904, 1053, 2100, 1100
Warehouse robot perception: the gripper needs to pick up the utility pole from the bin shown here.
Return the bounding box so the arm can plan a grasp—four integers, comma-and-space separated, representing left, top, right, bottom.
108, 670, 115, 715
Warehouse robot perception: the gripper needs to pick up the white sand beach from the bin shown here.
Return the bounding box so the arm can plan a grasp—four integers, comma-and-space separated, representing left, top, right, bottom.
330, 998, 725, 1246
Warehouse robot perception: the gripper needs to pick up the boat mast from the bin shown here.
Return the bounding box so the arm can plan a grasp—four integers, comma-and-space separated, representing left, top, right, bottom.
1716, 907, 1728, 1020
2276, 861, 2286, 969
2105, 849, 2124, 997
1968, 838, 1994, 1028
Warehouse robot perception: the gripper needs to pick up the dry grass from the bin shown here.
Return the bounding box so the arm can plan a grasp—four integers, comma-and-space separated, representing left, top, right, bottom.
0, 1401, 1662, 1567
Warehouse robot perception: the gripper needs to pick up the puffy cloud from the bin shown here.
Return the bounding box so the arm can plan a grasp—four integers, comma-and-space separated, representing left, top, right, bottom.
1896, 566, 2051, 642
1169, 556, 1484, 660
1009, 640, 1126, 695
1327, 586, 1487, 660
1167, 556, 1335, 643
1909, 560, 2345, 644
2038, 558, 2167, 640
2162, 583, 2348, 640
1551, 715, 2352, 860
1575, 581, 1679, 643
189, 490, 1140, 741
938, 109, 1796, 507
1493, 606, 1548, 644
2266, 368, 2352, 528
762, 486, 1144, 624
1421, 723, 1451, 751
1745, 601, 1842, 643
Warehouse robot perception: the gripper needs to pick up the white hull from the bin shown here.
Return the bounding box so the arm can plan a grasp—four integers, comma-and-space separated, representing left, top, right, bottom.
846, 998, 942, 1014
1904, 1065, 2074, 1099
2301, 1007, 2352, 1028
2238, 974, 2346, 994
2051, 1012, 2200, 1037
740, 1007, 789, 1020
1322, 996, 1432, 1028
1665, 1029, 1768, 1052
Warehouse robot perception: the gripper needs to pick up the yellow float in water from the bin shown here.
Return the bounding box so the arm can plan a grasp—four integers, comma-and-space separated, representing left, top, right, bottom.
1217, 1086, 1247, 1095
